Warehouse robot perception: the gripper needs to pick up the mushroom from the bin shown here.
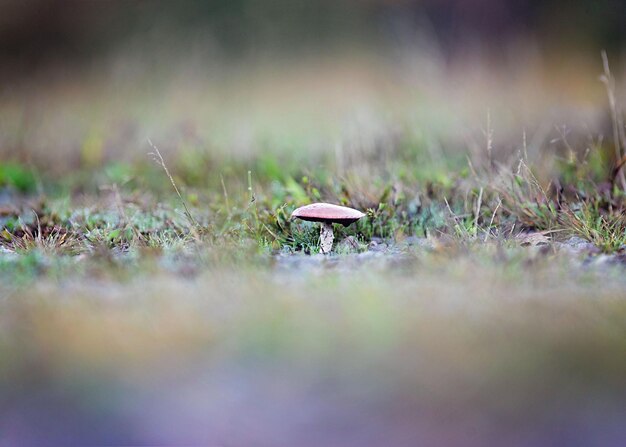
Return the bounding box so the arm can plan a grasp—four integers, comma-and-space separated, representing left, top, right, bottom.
291, 203, 365, 254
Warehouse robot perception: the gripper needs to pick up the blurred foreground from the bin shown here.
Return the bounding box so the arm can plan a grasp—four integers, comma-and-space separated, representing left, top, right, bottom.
2, 251, 626, 446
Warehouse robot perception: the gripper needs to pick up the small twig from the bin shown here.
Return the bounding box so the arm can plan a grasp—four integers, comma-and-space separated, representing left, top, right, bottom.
247, 170, 255, 203
220, 173, 231, 218
554, 125, 576, 162
484, 198, 502, 242
517, 158, 550, 201
465, 155, 480, 181
483, 109, 494, 171
247, 170, 259, 228
443, 197, 456, 218
33, 210, 42, 247
444, 197, 470, 239
473, 187, 483, 238
516, 130, 528, 175
600, 50, 626, 191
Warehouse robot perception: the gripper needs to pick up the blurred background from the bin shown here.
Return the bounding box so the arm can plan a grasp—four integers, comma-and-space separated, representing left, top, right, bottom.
1, 0, 625, 177
2, 0, 625, 73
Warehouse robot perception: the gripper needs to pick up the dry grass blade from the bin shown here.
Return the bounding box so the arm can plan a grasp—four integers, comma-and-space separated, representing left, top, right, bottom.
600, 50, 626, 191
148, 139, 200, 232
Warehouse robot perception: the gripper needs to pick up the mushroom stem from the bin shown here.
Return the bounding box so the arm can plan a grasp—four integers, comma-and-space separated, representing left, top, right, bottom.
319, 222, 334, 254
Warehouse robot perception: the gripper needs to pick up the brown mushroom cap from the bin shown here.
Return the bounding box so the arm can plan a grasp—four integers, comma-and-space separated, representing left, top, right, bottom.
291, 203, 365, 227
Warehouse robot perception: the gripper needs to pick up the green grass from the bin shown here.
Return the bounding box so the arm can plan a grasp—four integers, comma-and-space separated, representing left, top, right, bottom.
2, 131, 625, 260
1, 145, 624, 289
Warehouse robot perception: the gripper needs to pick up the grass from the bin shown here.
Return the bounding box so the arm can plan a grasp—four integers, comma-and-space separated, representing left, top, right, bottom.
1, 135, 625, 293
2, 128, 624, 261
1, 130, 625, 285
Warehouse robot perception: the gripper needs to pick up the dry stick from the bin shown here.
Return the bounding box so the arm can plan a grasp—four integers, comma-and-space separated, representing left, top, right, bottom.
484, 109, 494, 173
612, 153, 626, 181
444, 197, 468, 239
600, 51, 626, 191
617, 75, 626, 184
220, 173, 231, 218
555, 125, 577, 162
522, 128, 528, 161
33, 210, 42, 247
473, 187, 483, 239
466, 155, 480, 180
148, 139, 200, 231
484, 198, 502, 243
519, 158, 549, 201
247, 170, 259, 229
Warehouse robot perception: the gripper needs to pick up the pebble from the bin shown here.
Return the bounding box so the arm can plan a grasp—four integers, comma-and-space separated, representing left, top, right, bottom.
556, 236, 599, 255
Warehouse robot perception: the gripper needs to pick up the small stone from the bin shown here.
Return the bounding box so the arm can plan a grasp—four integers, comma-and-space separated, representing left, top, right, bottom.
557, 237, 599, 255
517, 232, 551, 246
0, 246, 16, 259
368, 240, 388, 252
280, 245, 293, 255
587, 254, 614, 268
399, 236, 432, 249
612, 253, 626, 265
